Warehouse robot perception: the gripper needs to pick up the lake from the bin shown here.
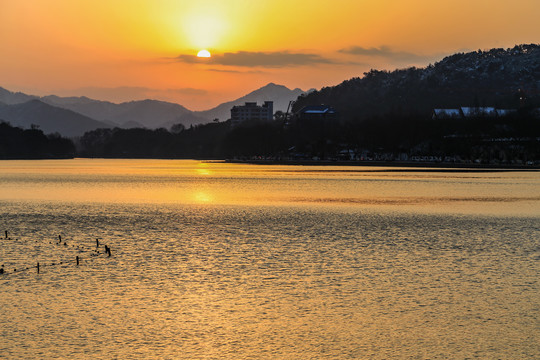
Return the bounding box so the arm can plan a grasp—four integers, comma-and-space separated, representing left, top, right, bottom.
1, 159, 539, 359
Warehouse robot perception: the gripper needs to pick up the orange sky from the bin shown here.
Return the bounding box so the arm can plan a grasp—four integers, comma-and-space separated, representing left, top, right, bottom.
1, 0, 539, 110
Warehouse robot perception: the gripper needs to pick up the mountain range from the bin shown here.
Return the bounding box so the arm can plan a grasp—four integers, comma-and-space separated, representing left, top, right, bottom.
0, 99, 110, 137
0, 83, 308, 137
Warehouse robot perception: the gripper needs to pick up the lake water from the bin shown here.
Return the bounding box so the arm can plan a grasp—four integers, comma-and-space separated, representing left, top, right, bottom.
0, 159, 539, 359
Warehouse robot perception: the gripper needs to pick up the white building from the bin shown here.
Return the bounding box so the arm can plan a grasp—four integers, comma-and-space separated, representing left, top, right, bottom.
433, 107, 516, 119
230, 101, 273, 126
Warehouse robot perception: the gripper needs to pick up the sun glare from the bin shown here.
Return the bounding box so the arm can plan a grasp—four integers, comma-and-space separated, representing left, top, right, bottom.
183, 12, 227, 49
197, 49, 211, 58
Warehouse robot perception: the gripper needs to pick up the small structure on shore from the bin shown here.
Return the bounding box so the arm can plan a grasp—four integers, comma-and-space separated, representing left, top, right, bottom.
297, 105, 336, 120
0, 231, 115, 276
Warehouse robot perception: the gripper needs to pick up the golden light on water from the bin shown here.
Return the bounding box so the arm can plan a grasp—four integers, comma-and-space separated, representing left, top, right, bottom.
196, 162, 213, 176
1, 159, 540, 358
0, 159, 539, 216
193, 191, 213, 204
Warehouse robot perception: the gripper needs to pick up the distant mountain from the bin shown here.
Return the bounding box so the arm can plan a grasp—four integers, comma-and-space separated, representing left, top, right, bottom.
0, 83, 308, 132
0, 100, 111, 137
0, 89, 211, 130
40, 95, 207, 129
195, 83, 308, 122
293, 44, 540, 119
0, 87, 37, 105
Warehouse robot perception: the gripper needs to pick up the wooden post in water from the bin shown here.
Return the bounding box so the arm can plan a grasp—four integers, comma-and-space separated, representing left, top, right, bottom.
4, 230, 7, 239
37, 262, 40, 274
58, 235, 62, 243
76, 256, 79, 266
96, 238, 99, 248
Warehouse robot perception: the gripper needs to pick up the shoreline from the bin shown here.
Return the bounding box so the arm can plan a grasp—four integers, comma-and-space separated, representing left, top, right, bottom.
224, 159, 540, 171
1, 157, 539, 171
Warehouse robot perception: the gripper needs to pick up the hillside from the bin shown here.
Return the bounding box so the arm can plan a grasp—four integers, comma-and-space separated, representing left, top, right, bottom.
40, 95, 206, 129
0, 87, 37, 104
293, 44, 540, 119
0, 100, 111, 137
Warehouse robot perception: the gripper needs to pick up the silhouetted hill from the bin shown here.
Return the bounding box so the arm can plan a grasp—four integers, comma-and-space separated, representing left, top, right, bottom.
41, 95, 205, 129
196, 83, 308, 121
292, 44, 540, 119
0, 100, 111, 137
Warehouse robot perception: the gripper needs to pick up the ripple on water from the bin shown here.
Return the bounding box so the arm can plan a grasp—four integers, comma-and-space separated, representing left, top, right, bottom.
1, 202, 539, 359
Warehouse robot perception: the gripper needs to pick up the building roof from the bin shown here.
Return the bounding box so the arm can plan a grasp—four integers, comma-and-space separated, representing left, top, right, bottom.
232, 101, 273, 109
298, 105, 336, 114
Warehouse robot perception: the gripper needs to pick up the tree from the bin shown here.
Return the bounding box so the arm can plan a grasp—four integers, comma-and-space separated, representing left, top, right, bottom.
274, 110, 285, 121
170, 123, 185, 134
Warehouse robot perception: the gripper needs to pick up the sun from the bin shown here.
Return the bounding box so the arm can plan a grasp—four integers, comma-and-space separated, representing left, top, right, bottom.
197, 49, 211, 58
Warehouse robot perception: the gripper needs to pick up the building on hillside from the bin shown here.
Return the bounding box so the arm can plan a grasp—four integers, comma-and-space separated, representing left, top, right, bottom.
296, 105, 337, 122
230, 101, 273, 126
496, 109, 518, 117
461, 107, 497, 118
432, 109, 461, 120
433, 107, 517, 119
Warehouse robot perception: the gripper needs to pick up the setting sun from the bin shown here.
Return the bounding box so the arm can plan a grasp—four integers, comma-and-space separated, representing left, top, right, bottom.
1, 0, 539, 111
197, 49, 211, 58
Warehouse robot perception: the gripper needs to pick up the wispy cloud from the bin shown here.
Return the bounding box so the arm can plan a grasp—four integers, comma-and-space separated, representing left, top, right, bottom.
339, 46, 436, 63
164, 87, 208, 96
76, 86, 207, 97
204, 68, 267, 74
175, 51, 335, 68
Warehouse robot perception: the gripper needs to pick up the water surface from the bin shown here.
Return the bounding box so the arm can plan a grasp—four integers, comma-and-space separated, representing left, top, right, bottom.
1, 160, 538, 359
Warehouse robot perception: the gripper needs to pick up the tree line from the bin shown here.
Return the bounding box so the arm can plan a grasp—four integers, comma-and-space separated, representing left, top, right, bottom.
76, 109, 540, 165
0, 121, 75, 159
2, 107, 539, 165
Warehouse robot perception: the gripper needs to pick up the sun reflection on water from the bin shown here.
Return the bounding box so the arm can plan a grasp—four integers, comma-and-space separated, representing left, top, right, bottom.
193, 191, 213, 204
0, 159, 539, 216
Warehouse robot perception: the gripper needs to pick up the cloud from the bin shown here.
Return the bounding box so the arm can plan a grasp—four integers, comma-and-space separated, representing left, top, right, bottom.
76, 86, 207, 97
339, 46, 436, 63
205, 68, 266, 74
164, 87, 208, 96
175, 51, 335, 68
